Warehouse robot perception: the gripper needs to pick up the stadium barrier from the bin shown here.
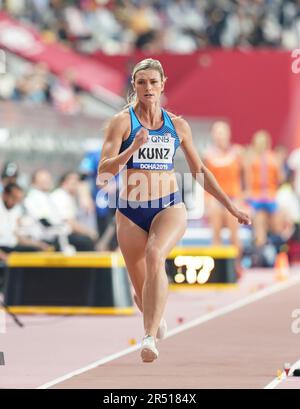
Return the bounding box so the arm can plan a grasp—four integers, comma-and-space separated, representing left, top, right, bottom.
4, 247, 238, 315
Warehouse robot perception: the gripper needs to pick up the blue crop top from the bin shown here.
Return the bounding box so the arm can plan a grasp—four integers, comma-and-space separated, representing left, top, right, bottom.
119, 106, 181, 171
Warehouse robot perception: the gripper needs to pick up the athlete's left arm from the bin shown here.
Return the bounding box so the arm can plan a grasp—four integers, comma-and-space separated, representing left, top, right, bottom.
177, 118, 251, 225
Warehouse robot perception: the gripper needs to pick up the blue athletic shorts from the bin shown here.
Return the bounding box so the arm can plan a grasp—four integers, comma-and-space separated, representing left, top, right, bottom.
117, 191, 183, 232
248, 199, 278, 214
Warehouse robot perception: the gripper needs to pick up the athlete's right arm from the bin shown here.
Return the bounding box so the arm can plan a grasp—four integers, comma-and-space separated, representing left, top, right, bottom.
97, 113, 148, 188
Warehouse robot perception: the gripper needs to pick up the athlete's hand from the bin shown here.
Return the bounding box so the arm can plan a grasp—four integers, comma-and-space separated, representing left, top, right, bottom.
230, 205, 251, 225
131, 127, 149, 152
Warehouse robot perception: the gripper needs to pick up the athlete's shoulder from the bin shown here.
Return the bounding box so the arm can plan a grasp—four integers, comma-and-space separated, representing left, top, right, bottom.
106, 109, 131, 135
165, 113, 191, 145
165, 111, 190, 130
109, 109, 130, 126
165, 110, 181, 122
165, 111, 188, 126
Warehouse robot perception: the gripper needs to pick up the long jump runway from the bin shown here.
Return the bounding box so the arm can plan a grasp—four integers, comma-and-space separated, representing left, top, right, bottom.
44, 275, 300, 389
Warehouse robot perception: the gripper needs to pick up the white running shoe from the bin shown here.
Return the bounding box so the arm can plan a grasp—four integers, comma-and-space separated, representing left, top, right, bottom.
141, 335, 159, 363
156, 318, 167, 340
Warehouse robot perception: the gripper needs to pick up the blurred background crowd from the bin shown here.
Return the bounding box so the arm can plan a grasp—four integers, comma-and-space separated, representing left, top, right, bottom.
0, 61, 83, 115
1, 0, 300, 54
1, 0, 300, 114
0, 155, 119, 262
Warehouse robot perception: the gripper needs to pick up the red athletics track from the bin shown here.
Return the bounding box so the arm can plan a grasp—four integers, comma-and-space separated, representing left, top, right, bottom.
1, 270, 300, 389
46, 273, 300, 389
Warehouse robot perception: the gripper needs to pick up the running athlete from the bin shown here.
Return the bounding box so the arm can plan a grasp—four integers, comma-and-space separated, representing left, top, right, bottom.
97, 59, 251, 363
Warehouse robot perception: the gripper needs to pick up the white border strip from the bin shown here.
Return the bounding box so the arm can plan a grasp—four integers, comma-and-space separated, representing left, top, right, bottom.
37, 274, 300, 389
264, 359, 300, 389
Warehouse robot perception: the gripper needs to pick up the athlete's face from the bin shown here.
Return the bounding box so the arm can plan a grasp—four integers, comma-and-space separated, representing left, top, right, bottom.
253, 133, 270, 153
3, 188, 24, 210
212, 123, 231, 150
63, 173, 80, 195
133, 69, 164, 104
33, 170, 53, 192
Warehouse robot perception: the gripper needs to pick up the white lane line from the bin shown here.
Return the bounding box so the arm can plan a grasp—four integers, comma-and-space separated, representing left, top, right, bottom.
264, 359, 300, 389
37, 344, 141, 389
37, 274, 300, 389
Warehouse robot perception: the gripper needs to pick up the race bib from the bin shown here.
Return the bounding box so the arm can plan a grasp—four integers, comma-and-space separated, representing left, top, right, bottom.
132, 134, 175, 171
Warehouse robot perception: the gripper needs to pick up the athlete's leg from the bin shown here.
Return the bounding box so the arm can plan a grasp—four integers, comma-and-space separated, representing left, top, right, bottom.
269, 209, 283, 237
116, 210, 148, 312
253, 210, 268, 247
224, 207, 240, 249
224, 206, 243, 277
207, 197, 224, 246
143, 203, 187, 338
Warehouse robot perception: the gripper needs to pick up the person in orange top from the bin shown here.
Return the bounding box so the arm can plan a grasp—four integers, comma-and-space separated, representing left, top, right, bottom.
244, 130, 282, 247
204, 121, 243, 250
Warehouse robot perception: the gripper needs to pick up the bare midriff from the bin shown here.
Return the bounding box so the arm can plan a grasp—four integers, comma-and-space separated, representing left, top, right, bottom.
120, 168, 179, 201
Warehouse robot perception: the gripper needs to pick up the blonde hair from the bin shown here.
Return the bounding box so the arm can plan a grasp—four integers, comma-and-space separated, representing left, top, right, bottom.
125, 58, 166, 107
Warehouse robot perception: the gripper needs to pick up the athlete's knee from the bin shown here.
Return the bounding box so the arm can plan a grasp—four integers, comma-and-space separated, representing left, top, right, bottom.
134, 293, 143, 312
145, 244, 164, 273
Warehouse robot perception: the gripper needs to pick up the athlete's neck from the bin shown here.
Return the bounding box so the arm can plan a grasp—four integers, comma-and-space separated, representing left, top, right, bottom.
215, 145, 231, 155
134, 102, 162, 128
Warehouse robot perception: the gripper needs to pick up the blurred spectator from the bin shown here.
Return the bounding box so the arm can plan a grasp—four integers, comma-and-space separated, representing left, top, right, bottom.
50, 69, 81, 115
288, 146, 300, 197
244, 130, 282, 248
275, 144, 290, 183
15, 63, 51, 104
0, 72, 17, 101
0, 183, 24, 250
0, 161, 19, 193
0, 182, 50, 254
51, 171, 97, 250
79, 147, 118, 250
0, 249, 7, 262
276, 169, 300, 240
64, 3, 92, 44
204, 121, 243, 249
24, 168, 61, 226
76, 175, 98, 232
1, 0, 26, 17
24, 168, 95, 251
204, 121, 244, 276
0, 57, 84, 115
122, 58, 135, 100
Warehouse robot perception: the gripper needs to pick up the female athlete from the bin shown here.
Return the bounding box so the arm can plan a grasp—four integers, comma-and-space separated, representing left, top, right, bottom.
97, 58, 251, 363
